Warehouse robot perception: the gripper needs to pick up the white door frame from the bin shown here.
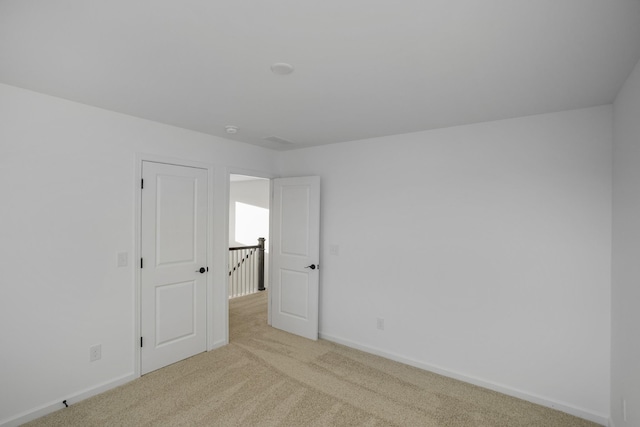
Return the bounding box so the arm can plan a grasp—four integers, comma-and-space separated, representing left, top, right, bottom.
134, 153, 215, 377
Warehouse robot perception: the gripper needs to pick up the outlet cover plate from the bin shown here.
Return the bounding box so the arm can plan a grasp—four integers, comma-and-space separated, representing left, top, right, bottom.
90, 344, 102, 362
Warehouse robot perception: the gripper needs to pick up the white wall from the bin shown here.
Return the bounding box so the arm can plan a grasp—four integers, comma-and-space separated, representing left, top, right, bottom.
0, 84, 277, 425
611, 58, 640, 427
228, 178, 270, 247
0, 81, 615, 425
278, 106, 612, 423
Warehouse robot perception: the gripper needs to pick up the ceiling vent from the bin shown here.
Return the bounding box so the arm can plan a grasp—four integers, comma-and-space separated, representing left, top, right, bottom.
263, 136, 296, 146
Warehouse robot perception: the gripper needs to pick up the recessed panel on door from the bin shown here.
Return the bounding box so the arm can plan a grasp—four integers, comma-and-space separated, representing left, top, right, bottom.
156, 174, 197, 267
280, 269, 309, 319
155, 281, 196, 346
280, 185, 310, 257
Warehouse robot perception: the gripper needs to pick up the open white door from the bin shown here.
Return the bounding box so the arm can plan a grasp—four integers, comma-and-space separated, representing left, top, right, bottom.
271, 176, 320, 340
140, 161, 208, 374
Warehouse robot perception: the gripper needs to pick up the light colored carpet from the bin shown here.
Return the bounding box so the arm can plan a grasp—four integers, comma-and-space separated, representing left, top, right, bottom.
25, 291, 600, 426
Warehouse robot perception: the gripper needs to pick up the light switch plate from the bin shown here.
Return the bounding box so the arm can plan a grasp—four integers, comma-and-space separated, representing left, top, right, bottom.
117, 252, 128, 267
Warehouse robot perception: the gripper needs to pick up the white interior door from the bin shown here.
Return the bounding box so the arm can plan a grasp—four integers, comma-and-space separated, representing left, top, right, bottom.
140, 161, 208, 374
271, 176, 320, 340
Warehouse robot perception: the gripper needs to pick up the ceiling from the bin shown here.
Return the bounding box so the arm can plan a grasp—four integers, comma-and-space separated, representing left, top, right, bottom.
1, 1, 639, 150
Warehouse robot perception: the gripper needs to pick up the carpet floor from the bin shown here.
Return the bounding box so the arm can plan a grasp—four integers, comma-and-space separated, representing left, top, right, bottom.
25, 291, 600, 426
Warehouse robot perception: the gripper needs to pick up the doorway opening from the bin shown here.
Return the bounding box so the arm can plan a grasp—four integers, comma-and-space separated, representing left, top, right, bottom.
227, 174, 320, 342
228, 174, 270, 339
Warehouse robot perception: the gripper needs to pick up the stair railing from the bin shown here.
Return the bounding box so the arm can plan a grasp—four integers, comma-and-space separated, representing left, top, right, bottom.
228, 237, 265, 298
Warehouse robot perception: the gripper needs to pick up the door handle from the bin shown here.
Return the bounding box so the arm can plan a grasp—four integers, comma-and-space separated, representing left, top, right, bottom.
305, 264, 318, 270
196, 267, 207, 274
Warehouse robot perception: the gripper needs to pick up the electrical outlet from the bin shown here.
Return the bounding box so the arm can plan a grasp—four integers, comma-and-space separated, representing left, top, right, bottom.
117, 252, 128, 267
89, 344, 102, 362
376, 318, 385, 330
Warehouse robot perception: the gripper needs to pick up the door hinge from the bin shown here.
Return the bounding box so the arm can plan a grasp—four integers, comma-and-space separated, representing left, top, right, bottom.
140, 258, 143, 268
141, 179, 144, 189
140, 337, 143, 348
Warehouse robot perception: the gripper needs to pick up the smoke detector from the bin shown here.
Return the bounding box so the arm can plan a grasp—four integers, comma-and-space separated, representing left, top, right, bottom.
225, 125, 238, 134
270, 63, 294, 75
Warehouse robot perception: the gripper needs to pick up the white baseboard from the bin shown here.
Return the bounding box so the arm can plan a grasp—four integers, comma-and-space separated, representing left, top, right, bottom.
1, 338, 611, 427
3, 342, 229, 427
0, 373, 136, 427
319, 332, 608, 426
208, 339, 228, 351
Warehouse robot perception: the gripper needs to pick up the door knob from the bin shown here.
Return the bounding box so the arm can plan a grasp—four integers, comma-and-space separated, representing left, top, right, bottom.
305, 264, 317, 270
196, 267, 206, 274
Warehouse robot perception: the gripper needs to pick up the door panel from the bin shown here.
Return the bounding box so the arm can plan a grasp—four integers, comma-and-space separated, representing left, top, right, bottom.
280, 186, 310, 256
155, 174, 197, 266
271, 176, 320, 340
280, 269, 309, 319
141, 161, 208, 374
155, 280, 196, 346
